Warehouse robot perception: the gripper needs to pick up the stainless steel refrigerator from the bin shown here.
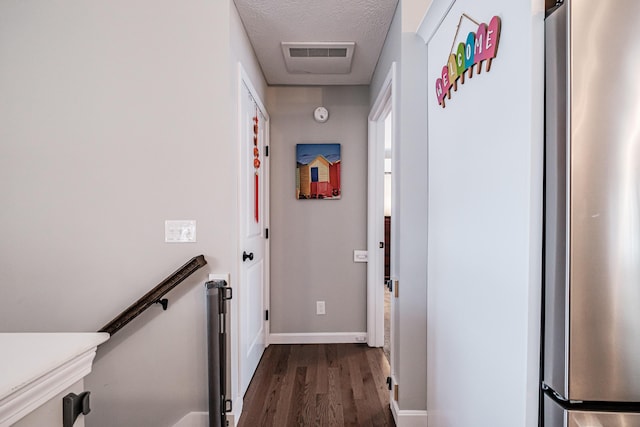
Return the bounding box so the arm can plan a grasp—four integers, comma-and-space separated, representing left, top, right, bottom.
543, 0, 640, 426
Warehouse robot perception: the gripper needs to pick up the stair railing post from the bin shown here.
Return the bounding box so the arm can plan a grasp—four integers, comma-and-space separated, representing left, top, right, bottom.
206, 279, 231, 427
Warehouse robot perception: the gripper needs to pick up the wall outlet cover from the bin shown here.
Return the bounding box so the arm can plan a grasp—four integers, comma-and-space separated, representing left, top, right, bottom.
165, 220, 196, 243
353, 250, 368, 262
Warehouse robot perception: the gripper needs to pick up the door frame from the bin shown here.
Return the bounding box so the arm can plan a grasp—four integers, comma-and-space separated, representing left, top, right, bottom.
230, 63, 270, 424
367, 62, 397, 348
238, 64, 271, 347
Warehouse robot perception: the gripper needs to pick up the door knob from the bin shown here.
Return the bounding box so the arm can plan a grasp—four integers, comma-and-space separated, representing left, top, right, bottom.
243, 251, 254, 262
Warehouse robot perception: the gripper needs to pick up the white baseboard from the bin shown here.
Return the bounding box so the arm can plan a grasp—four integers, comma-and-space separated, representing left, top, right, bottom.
391, 400, 428, 427
172, 412, 207, 427
268, 332, 367, 344
171, 406, 244, 427
171, 402, 427, 427
225, 396, 243, 427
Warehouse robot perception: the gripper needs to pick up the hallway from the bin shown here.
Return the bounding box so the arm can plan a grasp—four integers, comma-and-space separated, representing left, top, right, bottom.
237, 344, 394, 427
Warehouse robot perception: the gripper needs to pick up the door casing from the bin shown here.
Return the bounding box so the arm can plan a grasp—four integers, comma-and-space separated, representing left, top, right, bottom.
230, 63, 270, 423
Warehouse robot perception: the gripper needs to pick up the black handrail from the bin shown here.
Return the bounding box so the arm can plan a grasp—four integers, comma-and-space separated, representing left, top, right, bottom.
99, 255, 207, 336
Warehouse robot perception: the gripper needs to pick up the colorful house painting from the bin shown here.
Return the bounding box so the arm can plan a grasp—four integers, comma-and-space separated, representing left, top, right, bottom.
296, 144, 341, 200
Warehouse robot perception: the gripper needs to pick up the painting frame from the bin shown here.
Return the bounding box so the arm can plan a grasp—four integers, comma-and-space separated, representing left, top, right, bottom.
296, 143, 341, 200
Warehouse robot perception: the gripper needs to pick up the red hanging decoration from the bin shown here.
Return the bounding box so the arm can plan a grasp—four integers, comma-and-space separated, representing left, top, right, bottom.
255, 174, 259, 223
253, 111, 260, 223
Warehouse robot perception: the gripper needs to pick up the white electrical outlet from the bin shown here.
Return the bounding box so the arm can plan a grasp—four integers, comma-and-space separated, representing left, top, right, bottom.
316, 301, 326, 315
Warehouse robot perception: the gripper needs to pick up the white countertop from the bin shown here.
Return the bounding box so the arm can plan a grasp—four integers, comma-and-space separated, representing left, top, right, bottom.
0, 332, 109, 426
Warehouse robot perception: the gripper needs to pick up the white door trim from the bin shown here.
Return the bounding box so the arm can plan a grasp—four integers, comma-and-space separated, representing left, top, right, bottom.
239, 65, 269, 122
367, 62, 397, 348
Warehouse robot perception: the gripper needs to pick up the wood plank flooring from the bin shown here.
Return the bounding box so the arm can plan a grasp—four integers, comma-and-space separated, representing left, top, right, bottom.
237, 344, 395, 427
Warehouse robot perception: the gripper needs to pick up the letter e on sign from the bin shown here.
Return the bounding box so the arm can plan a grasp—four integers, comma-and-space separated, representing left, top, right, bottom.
484, 16, 502, 71
441, 65, 452, 98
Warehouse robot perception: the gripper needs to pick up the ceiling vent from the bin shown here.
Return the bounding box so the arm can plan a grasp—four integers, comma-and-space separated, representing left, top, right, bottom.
281, 42, 355, 74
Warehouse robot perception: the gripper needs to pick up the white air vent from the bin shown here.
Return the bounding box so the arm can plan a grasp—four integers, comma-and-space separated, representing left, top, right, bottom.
281, 42, 355, 74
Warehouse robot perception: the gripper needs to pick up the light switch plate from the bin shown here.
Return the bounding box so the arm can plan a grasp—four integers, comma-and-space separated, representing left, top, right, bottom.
165, 220, 196, 243
353, 250, 368, 263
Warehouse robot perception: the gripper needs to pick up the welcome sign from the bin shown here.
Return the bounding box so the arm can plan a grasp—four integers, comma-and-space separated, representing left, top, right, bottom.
435, 15, 501, 108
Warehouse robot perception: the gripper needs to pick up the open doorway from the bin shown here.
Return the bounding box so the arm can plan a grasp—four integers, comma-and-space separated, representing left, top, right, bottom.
383, 111, 392, 361
367, 62, 396, 369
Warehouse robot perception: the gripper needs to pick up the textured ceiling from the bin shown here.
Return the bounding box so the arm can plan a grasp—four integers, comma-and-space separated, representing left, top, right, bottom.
234, 0, 399, 85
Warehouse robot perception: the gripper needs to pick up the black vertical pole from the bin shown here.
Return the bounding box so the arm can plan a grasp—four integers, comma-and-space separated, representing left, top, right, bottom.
218, 283, 228, 426
206, 280, 227, 427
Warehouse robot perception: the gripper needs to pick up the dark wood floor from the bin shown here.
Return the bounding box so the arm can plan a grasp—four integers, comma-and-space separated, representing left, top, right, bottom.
237, 344, 395, 427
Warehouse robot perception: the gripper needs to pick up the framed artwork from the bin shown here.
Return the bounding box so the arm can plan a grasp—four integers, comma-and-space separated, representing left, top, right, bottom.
296, 143, 341, 200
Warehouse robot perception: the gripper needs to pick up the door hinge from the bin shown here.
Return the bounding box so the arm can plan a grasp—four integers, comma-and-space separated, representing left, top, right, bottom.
265, 310, 269, 321
379, 241, 384, 249
394, 280, 399, 298
545, 0, 563, 14
265, 146, 269, 157
265, 228, 269, 239
386, 376, 392, 390
394, 384, 399, 401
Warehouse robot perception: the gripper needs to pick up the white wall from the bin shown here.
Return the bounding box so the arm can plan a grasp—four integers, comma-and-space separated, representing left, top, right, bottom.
369, 0, 431, 415
371, 3, 401, 109
402, 0, 434, 32
419, 1, 544, 426
395, 30, 430, 411
0, 0, 266, 425
267, 86, 369, 336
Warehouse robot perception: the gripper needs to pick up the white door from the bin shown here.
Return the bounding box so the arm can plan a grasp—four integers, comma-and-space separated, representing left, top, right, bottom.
239, 79, 268, 396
